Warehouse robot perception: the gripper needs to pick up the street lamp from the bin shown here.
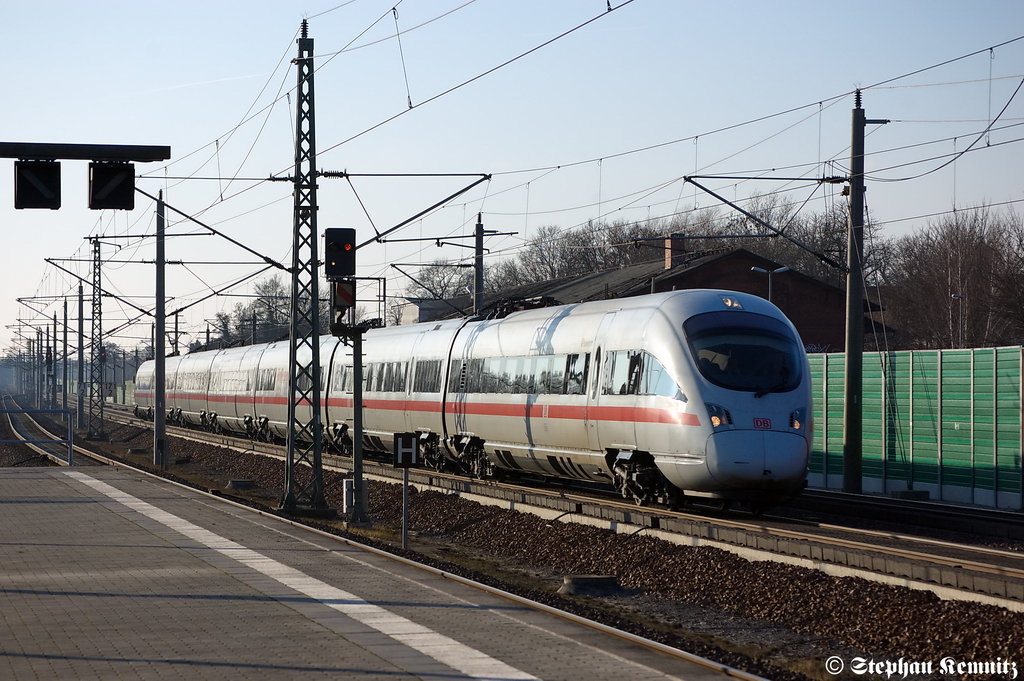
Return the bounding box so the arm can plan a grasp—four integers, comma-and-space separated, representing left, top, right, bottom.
951, 293, 964, 349
751, 266, 789, 303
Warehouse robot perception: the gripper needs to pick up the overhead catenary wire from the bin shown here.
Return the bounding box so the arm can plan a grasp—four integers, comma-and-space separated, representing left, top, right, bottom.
140, 22, 1024, 267
393, 7, 414, 109
866, 77, 1024, 183
16, 27, 1024, 348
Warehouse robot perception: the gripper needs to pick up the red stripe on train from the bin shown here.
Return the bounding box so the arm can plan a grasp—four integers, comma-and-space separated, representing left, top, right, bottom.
151, 392, 699, 426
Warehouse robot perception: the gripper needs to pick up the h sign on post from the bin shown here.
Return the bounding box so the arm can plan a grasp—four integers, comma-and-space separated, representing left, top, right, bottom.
393, 432, 419, 468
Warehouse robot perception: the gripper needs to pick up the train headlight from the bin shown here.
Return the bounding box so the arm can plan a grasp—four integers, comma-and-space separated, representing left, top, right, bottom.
790, 408, 806, 431
705, 403, 732, 430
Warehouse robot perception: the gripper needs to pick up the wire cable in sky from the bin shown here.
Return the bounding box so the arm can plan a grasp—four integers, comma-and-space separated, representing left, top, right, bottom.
868, 77, 1024, 182
313, 0, 639, 161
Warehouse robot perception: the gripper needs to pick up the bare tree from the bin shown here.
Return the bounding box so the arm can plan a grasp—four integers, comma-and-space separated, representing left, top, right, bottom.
995, 210, 1024, 342
882, 206, 1019, 349
211, 311, 234, 346
400, 259, 475, 300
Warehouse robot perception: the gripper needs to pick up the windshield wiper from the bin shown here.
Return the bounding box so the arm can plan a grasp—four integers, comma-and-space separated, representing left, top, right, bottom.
754, 366, 789, 398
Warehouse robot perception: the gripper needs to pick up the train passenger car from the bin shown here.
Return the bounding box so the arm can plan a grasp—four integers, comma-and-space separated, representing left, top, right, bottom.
134, 289, 811, 509
435, 290, 810, 507
323, 319, 465, 467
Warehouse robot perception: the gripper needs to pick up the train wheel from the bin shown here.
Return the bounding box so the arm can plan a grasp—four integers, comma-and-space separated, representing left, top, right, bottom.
468, 445, 494, 479
423, 443, 445, 472
748, 503, 770, 517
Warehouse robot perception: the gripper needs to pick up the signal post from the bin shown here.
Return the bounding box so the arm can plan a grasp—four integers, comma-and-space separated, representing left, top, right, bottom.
324, 228, 371, 525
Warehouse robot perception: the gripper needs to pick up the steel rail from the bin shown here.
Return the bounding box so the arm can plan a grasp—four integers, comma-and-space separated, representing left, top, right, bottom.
40, 404, 768, 681
81, 404, 1024, 586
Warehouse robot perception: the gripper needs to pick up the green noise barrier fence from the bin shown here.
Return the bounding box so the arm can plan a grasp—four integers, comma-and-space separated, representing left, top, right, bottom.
808, 347, 1023, 509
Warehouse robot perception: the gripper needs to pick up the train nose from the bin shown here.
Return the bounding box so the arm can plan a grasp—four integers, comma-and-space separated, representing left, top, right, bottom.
705, 430, 808, 489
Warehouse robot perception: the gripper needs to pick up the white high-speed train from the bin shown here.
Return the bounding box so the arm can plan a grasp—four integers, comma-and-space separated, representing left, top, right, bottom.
134, 290, 812, 508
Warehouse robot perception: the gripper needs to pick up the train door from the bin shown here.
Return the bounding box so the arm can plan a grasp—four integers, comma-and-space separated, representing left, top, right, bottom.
321, 340, 344, 434
585, 311, 619, 454
594, 348, 640, 454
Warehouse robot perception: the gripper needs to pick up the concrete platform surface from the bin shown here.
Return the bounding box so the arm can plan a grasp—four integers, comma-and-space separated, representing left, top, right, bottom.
0, 467, 736, 680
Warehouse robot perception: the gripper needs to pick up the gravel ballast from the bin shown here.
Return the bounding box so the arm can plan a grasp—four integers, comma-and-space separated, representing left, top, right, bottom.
9, 418, 1023, 680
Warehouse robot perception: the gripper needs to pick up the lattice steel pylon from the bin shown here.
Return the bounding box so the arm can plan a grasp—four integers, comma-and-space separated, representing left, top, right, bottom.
87, 237, 105, 438
280, 19, 331, 516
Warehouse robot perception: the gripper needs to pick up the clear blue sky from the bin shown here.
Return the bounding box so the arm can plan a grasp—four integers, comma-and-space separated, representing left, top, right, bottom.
2, 0, 1023, 353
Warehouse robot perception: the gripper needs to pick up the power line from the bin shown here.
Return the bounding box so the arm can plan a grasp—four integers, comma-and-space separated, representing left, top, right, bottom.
313, 0, 639, 161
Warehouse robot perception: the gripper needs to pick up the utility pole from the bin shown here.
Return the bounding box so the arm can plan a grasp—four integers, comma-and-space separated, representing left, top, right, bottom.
35, 331, 41, 408
281, 19, 332, 517
350, 328, 369, 523
51, 314, 57, 409
154, 191, 168, 469
87, 238, 105, 439
474, 213, 484, 313
62, 299, 68, 420
843, 90, 888, 494
44, 327, 51, 408
77, 284, 84, 428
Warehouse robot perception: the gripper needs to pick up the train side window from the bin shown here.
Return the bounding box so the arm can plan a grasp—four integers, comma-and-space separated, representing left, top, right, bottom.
626, 350, 644, 394
477, 357, 495, 393
522, 356, 537, 394
505, 357, 521, 393
396, 362, 408, 392
498, 358, 513, 393
364, 363, 377, 391
413, 359, 441, 393
641, 353, 687, 401
601, 351, 621, 395
590, 349, 601, 399
581, 353, 590, 394
546, 355, 562, 394
536, 355, 557, 394
463, 358, 483, 393
257, 368, 275, 391
564, 354, 584, 395
378, 363, 389, 391
389, 362, 404, 392
530, 356, 549, 394
448, 359, 465, 392
602, 350, 644, 395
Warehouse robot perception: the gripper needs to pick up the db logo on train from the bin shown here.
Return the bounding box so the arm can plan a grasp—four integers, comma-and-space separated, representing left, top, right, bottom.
753, 418, 772, 429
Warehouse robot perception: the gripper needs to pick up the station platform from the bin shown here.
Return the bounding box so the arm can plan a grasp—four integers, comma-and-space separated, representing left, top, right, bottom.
0, 467, 738, 680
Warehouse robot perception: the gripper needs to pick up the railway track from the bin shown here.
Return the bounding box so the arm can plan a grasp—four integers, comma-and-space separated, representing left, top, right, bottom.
1, 396, 100, 466
83, 402, 1024, 612
13, 399, 781, 681
790, 488, 1024, 542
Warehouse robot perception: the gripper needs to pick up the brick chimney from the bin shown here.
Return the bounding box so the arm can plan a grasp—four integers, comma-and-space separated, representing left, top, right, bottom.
664, 233, 686, 269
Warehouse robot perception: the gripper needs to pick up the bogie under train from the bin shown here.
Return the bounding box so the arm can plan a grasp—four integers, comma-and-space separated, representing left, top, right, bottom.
135, 290, 812, 508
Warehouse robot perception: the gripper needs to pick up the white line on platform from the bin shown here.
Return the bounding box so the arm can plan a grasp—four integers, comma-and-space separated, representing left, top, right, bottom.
64, 470, 538, 681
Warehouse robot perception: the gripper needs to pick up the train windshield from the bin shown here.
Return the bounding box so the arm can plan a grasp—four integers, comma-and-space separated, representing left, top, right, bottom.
683, 310, 802, 395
